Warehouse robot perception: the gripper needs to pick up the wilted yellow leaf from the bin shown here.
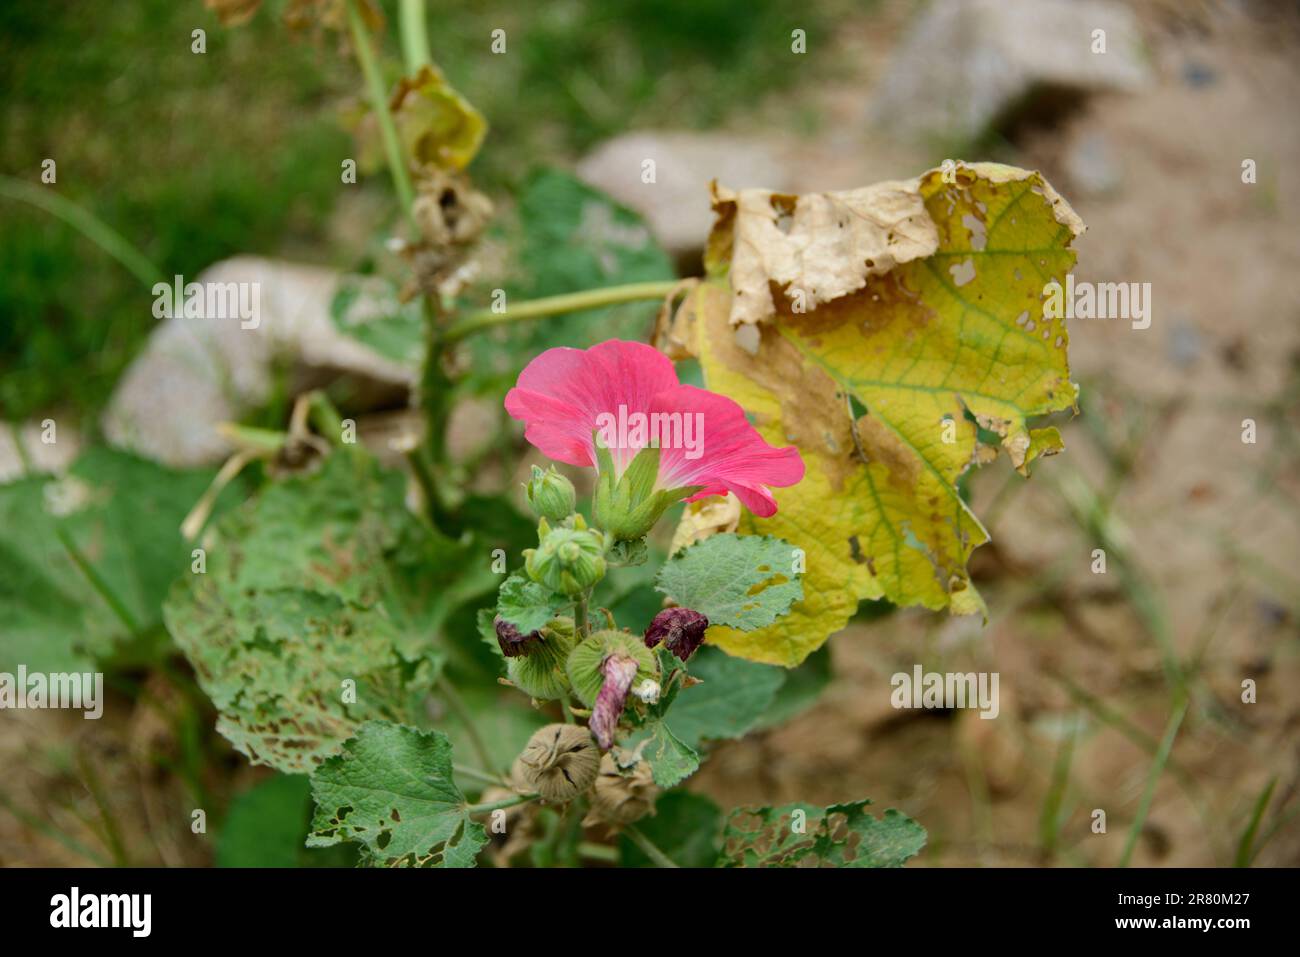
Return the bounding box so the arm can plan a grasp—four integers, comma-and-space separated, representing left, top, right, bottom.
668, 162, 1083, 666
391, 65, 487, 173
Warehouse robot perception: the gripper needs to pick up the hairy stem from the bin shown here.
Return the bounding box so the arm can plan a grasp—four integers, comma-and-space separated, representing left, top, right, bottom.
345, 0, 416, 222
442, 281, 681, 342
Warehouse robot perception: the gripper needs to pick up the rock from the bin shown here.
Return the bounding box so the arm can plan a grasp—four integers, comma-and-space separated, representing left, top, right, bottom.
1064, 131, 1122, 196
103, 257, 416, 468
867, 0, 1151, 144
575, 132, 796, 259
0, 420, 81, 483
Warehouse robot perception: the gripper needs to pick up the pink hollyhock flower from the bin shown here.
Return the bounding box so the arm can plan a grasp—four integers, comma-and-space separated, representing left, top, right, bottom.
504, 340, 804, 539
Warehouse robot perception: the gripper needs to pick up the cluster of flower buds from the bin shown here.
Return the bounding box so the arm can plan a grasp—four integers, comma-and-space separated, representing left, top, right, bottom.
523, 515, 607, 596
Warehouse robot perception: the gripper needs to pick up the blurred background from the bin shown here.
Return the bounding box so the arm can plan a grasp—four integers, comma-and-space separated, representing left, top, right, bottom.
1, 0, 1297, 866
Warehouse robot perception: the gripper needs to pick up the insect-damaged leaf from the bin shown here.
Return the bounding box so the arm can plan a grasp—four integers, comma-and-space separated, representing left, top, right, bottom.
665, 162, 1083, 666
718, 800, 926, 868
163, 451, 460, 773
307, 721, 486, 867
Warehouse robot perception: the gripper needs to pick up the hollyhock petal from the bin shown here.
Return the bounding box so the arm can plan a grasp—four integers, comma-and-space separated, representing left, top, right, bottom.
653, 385, 805, 513
505, 340, 680, 471
590, 654, 638, 750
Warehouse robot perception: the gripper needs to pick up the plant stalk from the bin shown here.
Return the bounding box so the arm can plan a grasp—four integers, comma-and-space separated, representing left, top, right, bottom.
442, 281, 681, 342
345, 0, 416, 222
624, 824, 679, 868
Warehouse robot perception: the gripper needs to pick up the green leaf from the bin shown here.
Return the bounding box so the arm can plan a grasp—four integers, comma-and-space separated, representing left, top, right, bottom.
328, 276, 424, 367
0, 448, 238, 672
662, 646, 785, 748
644, 721, 699, 788
752, 644, 832, 730
619, 792, 721, 868
718, 800, 926, 868
163, 451, 460, 773
495, 570, 567, 634
656, 533, 803, 631
216, 774, 313, 868
307, 721, 486, 868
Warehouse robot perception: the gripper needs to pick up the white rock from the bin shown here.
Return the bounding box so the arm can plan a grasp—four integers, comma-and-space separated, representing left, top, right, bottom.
576, 131, 796, 257
868, 0, 1151, 143
103, 257, 416, 468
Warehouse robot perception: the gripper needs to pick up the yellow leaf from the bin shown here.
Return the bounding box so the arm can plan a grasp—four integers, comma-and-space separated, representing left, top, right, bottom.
667, 163, 1083, 666
391, 65, 487, 173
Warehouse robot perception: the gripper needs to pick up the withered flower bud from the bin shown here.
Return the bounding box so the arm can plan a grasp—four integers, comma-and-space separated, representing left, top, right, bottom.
494, 615, 541, 658
584, 750, 658, 827
643, 607, 709, 661
515, 723, 599, 803
590, 655, 639, 750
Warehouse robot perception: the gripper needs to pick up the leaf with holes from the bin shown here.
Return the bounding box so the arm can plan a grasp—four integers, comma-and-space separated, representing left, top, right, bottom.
665, 162, 1082, 665
655, 533, 803, 632
307, 721, 486, 867
718, 799, 926, 868
163, 451, 463, 773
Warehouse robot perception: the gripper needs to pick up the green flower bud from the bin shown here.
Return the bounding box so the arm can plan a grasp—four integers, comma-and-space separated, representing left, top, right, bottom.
506, 617, 577, 700
523, 523, 606, 596
524, 465, 576, 522
565, 629, 659, 708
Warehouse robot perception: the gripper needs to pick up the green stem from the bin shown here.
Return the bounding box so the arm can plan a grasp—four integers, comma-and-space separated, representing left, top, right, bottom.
624, 824, 679, 868
397, 0, 432, 73
1119, 697, 1188, 867
443, 281, 681, 342
466, 793, 537, 815
437, 676, 496, 772
0, 174, 160, 288
578, 841, 618, 863
453, 764, 507, 788
574, 592, 590, 640
56, 527, 139, 634
345, 0, 416, 223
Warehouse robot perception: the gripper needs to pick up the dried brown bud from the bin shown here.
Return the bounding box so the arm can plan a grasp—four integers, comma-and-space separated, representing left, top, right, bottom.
584, 750, 658, 827
515, 723, 599, 803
